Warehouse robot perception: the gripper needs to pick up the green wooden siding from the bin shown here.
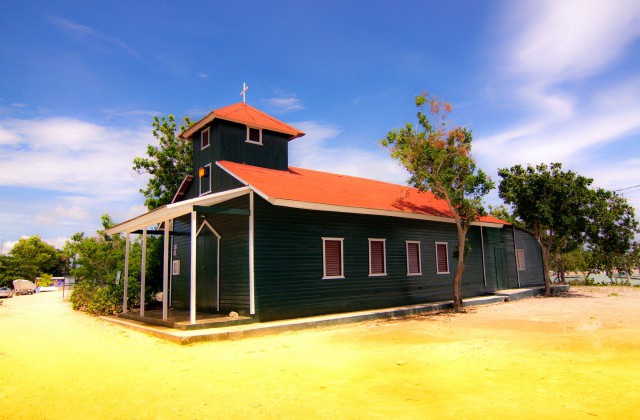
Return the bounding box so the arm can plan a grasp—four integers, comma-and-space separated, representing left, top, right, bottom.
253, 196, 490, 322
170, 196, 250, 314
186, 119, 290, 198
514, 228, 545, 287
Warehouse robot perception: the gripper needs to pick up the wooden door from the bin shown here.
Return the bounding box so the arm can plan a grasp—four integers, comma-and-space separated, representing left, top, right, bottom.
494, 246, 509, 290
196, 224, 219, 312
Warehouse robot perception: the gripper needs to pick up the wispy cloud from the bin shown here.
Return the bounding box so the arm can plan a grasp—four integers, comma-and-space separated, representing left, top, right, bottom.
102, 108, 161, 119
289, 121, 407, 185
49, 16, 151, 68
264, 97, 305, 112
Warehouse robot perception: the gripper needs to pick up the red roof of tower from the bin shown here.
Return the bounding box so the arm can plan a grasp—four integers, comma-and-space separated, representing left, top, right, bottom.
180, 102, 305, 140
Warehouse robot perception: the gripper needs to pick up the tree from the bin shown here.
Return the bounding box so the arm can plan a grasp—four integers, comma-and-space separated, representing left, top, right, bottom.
133, 115, 193, 210
498, 163, 593, 295
382, 92, 494, 311
586, 190, 638, 283
63, 215, 127, 286
0, 236, 66, 286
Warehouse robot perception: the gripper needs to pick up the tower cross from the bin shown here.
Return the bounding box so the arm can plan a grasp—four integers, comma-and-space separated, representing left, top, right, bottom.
240, 83, 249, 103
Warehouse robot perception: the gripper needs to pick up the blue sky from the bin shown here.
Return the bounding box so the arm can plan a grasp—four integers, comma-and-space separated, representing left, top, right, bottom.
1, 0, 640, 253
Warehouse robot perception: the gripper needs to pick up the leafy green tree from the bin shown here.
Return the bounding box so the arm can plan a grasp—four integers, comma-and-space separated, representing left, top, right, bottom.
0, 236, 66, 286
382, 92, 494, 311
498, 163, 594, 295
586, 190, 638, 283
133, 115, 193, 210
64, 215, 127, 286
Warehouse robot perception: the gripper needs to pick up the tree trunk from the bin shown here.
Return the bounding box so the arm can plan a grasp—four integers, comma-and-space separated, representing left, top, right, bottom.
622, 256, 632, 284
535, 236, 552, 296
452, 227, 467, 312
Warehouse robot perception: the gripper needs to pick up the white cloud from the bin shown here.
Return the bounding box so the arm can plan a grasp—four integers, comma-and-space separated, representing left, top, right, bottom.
265, 97, 305, 112
289, 121, 408, 185
508, 0, 640, 85
0, 117, 152, 244
0, 117, 151, 200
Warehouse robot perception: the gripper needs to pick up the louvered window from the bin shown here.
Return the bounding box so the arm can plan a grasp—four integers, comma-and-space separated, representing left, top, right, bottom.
246, 126, 262, 144
368, 239, 386, 276
406, 241, 421, 275
201, 127, 210, 149
516, 249, 526, 271
435, 242, 449, 274
323, 238, 344, 278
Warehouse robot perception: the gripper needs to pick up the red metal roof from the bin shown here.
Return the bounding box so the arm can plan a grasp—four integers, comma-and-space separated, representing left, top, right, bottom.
218, 161, 507, 225
180, 102, 305, 140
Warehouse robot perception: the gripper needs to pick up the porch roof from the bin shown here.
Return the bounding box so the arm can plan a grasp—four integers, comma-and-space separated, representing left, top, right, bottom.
218, 161, 508, 228
105, 187, 251, 235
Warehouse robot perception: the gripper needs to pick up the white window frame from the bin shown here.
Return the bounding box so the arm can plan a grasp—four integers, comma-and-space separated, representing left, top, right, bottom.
516, 248, 526, 271
246, 126, 263, 145
435, 242, 450, 274
322, 237, 345, 279
199, 163, 212, 196
406, 241, 422, 276
368, 238, 387, 276
201, 127, 210, 150
172, 260, 180, 275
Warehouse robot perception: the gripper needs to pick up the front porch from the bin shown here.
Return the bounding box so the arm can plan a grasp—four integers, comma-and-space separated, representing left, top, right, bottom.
119, 308, 255, 330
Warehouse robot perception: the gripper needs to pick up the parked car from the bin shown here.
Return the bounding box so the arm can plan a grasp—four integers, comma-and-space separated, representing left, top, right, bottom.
0, 287, 13, 298
12, 279, 36, 295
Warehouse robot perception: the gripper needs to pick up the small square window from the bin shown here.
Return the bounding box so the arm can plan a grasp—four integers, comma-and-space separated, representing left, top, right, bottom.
406, 241, 421, 275
435, 242, 449, 274
322, 238, 344, 279
516, 248, 526, 271
172, 260, 180, 275
201, 127, 210, 150
246, 126, 262, 145
368, 239, 386, 276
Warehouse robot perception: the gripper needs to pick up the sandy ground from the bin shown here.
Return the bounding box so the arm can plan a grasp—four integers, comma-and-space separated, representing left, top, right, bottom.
1, 287, 640, 419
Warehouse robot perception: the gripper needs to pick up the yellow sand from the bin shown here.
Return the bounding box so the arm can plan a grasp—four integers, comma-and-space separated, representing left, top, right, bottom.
1, 286, 639, 419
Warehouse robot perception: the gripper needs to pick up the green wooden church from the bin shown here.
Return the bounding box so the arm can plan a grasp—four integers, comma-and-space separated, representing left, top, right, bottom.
106, 98, 545, 324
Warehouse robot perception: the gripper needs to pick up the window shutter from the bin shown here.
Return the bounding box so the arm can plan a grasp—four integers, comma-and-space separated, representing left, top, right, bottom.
407, 242, 421, 274
324, 240, 342, 277
436, 243, 448, 273
370, 240, 385, 275
516, 249, 525, 271
201, 128, 210, 149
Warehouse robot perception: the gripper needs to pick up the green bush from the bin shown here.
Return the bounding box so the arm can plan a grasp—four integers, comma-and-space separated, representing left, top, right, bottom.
70, 278, 157, 316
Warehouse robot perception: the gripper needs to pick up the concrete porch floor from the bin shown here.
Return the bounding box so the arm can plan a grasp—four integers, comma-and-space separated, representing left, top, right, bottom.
119, 308, 255, 330
103, 285, 570, 345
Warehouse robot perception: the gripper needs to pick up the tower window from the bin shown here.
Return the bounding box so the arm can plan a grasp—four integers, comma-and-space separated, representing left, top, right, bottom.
246, 126, 262, 145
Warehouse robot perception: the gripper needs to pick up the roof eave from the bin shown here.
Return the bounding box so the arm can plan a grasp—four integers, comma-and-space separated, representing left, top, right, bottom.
105, 187, 252, 235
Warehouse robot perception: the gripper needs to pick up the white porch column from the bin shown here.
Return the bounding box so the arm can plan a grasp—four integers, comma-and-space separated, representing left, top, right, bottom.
249, 191, 255, 315
190, 211, 197, 324
122, 232, 130, 313
140, 227, 147, 317
162, 220, 170, 321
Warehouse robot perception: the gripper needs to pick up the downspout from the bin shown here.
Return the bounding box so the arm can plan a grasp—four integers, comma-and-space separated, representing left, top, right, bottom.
513, 226, 521, 288
480, 226, 487, 289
